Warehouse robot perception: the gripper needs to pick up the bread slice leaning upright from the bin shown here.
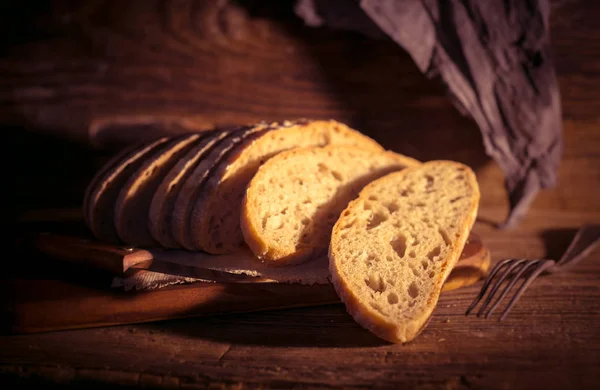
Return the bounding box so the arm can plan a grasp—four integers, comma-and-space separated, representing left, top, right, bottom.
148, 129, 231, 248
329, 161, 480, 343
171, 124, 271, 250
241, 145, 420, 264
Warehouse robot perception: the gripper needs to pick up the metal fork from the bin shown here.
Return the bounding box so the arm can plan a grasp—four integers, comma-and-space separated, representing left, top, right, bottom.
466, 224, 600, 320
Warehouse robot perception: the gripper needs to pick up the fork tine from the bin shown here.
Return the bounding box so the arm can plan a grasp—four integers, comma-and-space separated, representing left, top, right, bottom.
484, 260, 541, 319
555, 225, 600, 271
499, 259, 557, 321
465, 258, 516, 315
477, 259, 530, 317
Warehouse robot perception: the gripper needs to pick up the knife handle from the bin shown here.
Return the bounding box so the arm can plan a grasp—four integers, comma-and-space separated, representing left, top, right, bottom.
32, 233, 153, 275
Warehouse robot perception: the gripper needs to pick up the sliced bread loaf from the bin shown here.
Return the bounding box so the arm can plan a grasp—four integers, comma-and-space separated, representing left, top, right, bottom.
85, 137, 169, 243
114, 133, 200, 246
329, 161, 479, 343
241, 145, 420, 264
188, 119, 384, 253
148, 129, 233, 248
172, 123, 271, 250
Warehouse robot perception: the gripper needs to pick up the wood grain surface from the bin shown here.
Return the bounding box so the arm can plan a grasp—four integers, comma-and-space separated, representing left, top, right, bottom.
1, 0, 600, 388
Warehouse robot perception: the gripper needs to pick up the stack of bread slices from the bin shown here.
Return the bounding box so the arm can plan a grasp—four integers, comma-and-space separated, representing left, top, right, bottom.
84, 119, 480, 343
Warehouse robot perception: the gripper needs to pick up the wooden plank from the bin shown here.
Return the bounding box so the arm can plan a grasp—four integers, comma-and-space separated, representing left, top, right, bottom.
0, 279, 340, 335
1, 246, 599, 388
3, 212, 597, 388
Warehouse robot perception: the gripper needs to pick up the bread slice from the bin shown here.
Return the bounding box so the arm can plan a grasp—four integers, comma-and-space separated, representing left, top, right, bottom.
329, 161, 480, 343
114, 133, 200, 246
441, 233, 490, 292
83, 142, 141, 228
241, 145, 420, 264
85, 137, 169, 243
188, 119, 384, 253
172, 123, 271, 250
148, 129, 233, 248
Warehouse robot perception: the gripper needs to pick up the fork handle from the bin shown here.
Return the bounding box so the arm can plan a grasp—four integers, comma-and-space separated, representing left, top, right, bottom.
551, 224, 600, 273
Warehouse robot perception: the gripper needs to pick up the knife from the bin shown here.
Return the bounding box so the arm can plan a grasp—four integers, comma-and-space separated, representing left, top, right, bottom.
32, 232, 262, 283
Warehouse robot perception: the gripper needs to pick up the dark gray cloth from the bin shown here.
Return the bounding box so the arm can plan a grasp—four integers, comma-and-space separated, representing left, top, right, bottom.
295, 0, 562, 228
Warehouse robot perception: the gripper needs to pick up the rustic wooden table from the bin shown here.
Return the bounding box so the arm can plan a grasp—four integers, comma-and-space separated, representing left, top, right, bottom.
1, 1, 599, 388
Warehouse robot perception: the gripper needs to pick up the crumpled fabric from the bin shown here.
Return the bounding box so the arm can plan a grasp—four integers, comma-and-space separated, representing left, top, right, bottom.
295, 0, 562, 228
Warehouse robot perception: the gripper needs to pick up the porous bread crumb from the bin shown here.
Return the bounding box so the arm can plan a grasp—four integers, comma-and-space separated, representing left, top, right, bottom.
241, 145, 420, 264
329, 161, 480, 343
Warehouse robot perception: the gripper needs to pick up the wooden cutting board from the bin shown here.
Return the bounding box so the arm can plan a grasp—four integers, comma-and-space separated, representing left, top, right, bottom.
1, 232, 490, 334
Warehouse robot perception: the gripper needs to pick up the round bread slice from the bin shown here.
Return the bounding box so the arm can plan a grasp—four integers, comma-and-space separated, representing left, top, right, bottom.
148, 129, 231, 248
329, 161, 480, 343
241, 145, 420, 264
114, 133, 200, 246
86, 137, 169, 243
172, 123, 271, 250
189, 119, 384, 254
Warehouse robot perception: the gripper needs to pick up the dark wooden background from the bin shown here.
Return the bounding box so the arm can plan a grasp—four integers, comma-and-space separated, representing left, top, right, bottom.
1, 0, 600, 388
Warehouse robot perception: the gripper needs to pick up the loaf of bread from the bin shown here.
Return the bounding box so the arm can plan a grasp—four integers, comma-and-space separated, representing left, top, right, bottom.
84, 137, 168, 243
241, 145, 420, 264
114, 134, 200, 246
188, 120, 384, 254
329, 161, 479, 343
148, 129, 230, 248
